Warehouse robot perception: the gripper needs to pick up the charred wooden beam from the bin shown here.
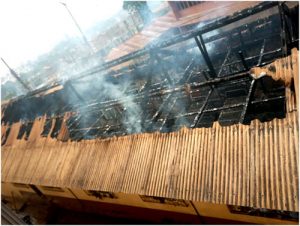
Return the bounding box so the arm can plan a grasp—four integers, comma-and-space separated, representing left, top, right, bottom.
278, 2, 288, 57
171, 95, 285, 120
69, 94, 285, 136
17, 122, 28, 139
41, 118, 53, 137
225, 48, 282, 73
218, 48, 232, 77
239, 79, 257, 124
50, 117, 63, 138
238, 50, 249, 71
257, 39, 266, 66
147, 60, 196, 129
194, 35, 216, 77
72, 72, 250, 114
191, 89, 213, 128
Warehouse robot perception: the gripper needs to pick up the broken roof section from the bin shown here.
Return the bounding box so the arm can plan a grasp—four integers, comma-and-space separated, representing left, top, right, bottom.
1, 2, 298, 141
1, 87, 298, 212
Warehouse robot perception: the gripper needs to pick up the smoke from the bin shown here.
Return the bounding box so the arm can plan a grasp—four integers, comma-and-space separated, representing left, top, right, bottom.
96, 76, 142, 134
65, 67, 143, 139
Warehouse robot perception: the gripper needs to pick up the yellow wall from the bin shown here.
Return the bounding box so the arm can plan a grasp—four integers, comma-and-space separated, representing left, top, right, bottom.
1, 182, 297, 224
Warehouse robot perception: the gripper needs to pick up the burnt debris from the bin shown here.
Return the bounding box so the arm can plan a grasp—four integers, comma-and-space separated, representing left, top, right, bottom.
16, 121, 34, 140
1, 2, 298, 142
1, 126, 11, 146
50, 117, 64, 138
41, 118, 53, 137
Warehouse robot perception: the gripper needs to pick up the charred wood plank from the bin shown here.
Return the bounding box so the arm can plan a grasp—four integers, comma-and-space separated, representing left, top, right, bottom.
41, 118, 53, 137
50, 117, 63, 138
191, 89, 213, 128
194, 35, 216, 78
239, 79, 257, 124
238, 50, 249, 71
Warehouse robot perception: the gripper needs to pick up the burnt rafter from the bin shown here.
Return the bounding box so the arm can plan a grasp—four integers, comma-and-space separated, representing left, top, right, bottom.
239, 79, 257, 124
191, 89, 213, 128
194, 35, 216, 78
1, 1, 296, 141
64, 73, 285, 139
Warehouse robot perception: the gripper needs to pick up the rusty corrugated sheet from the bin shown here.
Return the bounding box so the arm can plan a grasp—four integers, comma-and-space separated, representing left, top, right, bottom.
251, 48, 298, 87
2, 88, 298, 212
105, 1, 260, 61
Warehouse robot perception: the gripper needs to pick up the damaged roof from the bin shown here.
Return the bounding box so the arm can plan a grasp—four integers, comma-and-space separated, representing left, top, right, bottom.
1, 1, 299, 213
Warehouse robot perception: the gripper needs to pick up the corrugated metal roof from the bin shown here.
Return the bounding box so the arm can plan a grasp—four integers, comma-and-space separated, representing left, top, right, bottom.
105, 1, 260, 61
2, 88, 298, 212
